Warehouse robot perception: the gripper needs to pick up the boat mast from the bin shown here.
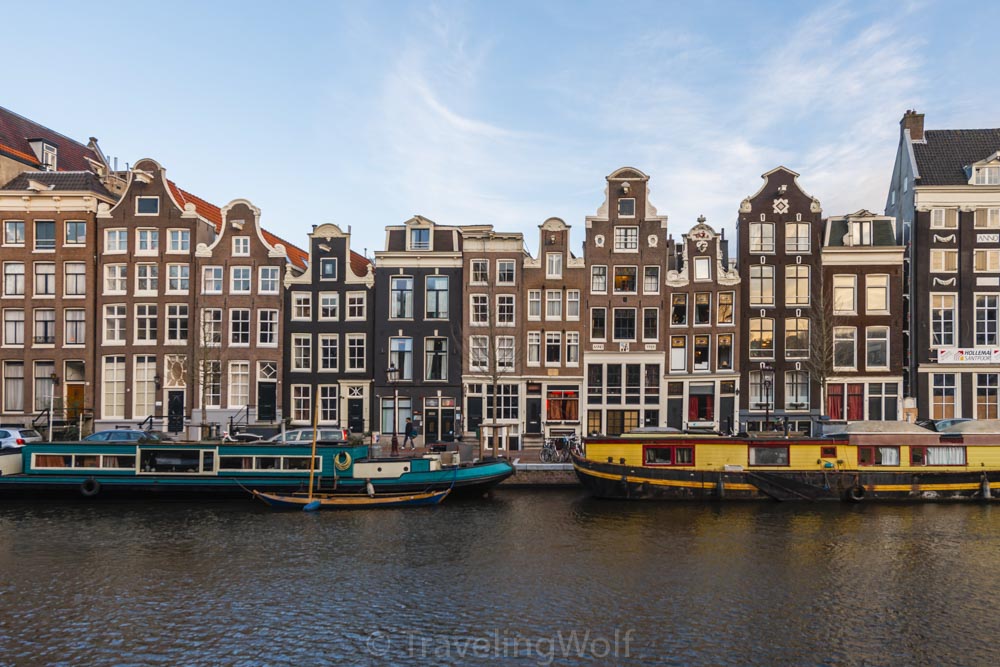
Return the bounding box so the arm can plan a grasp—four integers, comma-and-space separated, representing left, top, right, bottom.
307, 387, 320, 501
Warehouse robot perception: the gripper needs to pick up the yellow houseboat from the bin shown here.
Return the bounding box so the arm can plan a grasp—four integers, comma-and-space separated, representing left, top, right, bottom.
573, 421, 1000, 502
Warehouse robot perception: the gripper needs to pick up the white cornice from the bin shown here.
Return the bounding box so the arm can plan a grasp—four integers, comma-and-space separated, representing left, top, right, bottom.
821, 248, 905, 265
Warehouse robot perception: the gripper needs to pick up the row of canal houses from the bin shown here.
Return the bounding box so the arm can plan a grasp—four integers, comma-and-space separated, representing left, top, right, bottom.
0, 106, 995, 446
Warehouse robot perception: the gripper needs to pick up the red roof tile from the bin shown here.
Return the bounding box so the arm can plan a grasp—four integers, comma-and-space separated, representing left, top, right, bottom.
167, 180, 223, 232
262, 229, 308, 271
0, 106, 103, 172
350, 250, 372, 277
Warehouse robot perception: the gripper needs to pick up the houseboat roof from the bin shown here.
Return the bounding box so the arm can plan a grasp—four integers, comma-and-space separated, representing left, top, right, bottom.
843, 421, 930, 434
939, 420, 1000, 434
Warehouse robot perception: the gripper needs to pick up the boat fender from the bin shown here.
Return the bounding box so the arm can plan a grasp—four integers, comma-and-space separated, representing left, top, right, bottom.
80, 478, 101, 498
845, 484, 866, 503
334, 451, 352, 471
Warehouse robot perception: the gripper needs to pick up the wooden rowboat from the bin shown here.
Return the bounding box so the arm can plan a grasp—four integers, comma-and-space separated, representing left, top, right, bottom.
252, 488, 450, 510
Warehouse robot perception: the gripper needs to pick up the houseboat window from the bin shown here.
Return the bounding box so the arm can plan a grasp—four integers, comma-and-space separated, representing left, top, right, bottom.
283, 457, 317, 471
911, 446, 965, 466
102, 455, 136, 469
34, 454, 72, 468
858, 446, 899, 466
220, 456, 253, 470
74, 455, 100, 468
203, 451, 215, 472
140, 449, 203, 474
820, 446, 837, 459
257, 457, 280, 470
643, 446, 694, 466
749, 446, 789, 466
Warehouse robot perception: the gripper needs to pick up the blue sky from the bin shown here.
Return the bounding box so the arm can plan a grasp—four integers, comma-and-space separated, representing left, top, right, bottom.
6, 1, 999, 257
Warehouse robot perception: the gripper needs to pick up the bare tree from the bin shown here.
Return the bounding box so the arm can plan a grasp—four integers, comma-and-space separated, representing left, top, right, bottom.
804, 277, 837, 418
190, 308, 223, 439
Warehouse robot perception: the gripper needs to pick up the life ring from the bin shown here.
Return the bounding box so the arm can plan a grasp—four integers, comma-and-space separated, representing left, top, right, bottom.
845, 484, 866, 503
80, 478, 101, 498
334, 451, 352, 471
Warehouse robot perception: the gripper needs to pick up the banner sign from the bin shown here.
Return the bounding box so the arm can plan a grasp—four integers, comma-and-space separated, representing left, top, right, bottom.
937, 348, 1000, 364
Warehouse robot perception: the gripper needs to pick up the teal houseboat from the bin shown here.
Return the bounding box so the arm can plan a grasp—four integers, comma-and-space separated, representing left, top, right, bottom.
0, 442, 513, 499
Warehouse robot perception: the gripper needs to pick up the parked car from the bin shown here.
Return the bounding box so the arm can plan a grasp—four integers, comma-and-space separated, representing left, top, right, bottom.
222, 431, 267, 443
267, 428, 349, 444
83, 430, 163, 443
916, 418, 972, 432
0, 428, 44, 449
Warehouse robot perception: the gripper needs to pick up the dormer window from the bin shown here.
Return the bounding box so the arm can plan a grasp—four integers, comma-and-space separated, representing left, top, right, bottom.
233, 237, 250, 256
976, 166, 1000, 185
42, 144, 57, 171
850, 220, 872, 246
618, 198, 636, 218
409, 228, 431, 250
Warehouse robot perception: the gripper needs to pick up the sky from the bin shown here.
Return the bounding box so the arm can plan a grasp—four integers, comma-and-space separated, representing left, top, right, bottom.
6, 0, 1000, 258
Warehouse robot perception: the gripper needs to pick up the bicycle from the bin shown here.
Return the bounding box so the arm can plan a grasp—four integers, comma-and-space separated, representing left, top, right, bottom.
540, 434, 583, 463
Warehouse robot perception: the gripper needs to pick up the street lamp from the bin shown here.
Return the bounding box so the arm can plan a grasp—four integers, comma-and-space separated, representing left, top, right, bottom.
387, 365, 399, 456
759, 362, 773, 432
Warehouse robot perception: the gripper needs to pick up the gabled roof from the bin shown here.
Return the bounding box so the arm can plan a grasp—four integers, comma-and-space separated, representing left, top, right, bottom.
0, 106, 104, 172
0, 171, 115, 199
166, 179, 307, 271
913, 129, 1000, 185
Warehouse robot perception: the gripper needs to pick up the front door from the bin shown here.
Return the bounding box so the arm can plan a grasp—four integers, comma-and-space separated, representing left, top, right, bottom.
441, 408, 455, 441
167, 391, 185, 433
348, 398, 364, 434
526, 398, 542, 434
66, 384, 85, 420
667, 398, 683, 430
424, 409, 439, 442
257, 383, 276, 422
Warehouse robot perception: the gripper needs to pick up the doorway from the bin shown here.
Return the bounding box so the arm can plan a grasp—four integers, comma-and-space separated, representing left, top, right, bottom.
526, 398, 542, 434
348, 398, 364, 433
167, 391, 185, 433
257, 383, 276, 422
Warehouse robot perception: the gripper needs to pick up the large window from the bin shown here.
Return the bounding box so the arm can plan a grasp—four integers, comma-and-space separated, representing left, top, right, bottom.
201, 309, 222, 346
133, 356, 157, 417
390, 277, 413, 318
868, 383, 899, 421
911, 446, 966, 466
201, 361, 221, 409
496, 336, 515, 372
694, 293, 711, 325
471, 294, 488, 325
545, 333, 561, 364
931, 373, 956, 419
833, 275, 856, 314
347, 293, 366, 320
527, 290, 541, 320
643, 308, 659, 341
671, 294, 687, 326
136, 228, 159, 253
591, 308, 606, 340
64, 263, 86, 296
292, 386, 311, 422
644, 266, 660, 294
230, 310, 250, 345
931, 294, 957, 347
866, 327, 889, 369
319, 293, 340, 321
545, 291, 562, 320
749, 222, 774, 253
566, 332, 580, 365
135, 263, 158, 294
785, 265, 809, 305
136, 305, 158, 343
931, 249, 958, 273
693, 335, 710, 371
614, 266, 637, 293
257, 310, 276, 346
717, 335, 733, 370
785, 371, 810, 410
3, 309, 23, 345
976, 295, 999, 347
202, 266, 223, 294
749, 318, 774, 360
497, 295, 515, 326
320, 335, 339, 371
470, 259, 488, 284
34, 262, 55, 296
3, 220, 24, 245
546, 253, 563, 278
425, 338, 448, 380
347, 335, 366, 371
259, 267, 280, 294
749, 265, 774, 306
718, 292, 734, 324
977, 374, 999, 419
167, 264, 189, 293
976, 249, 1000, 273
976, 167, 1000, 185
102, 356, 126, 419
613, 309, 636, 341
34, 221, 55, 250
168, 229, 190, 252
34, 309, 55, 344
105, 305, 126, 343
292, 334, 312, 371
591, 266, 607, 293
670, 336, 687, 371
231, 267, 251, 294
749, 446, 788, 466
527, 331, 541, 365
497, 260, 515, 284
785, 318, 809, 359
785, 222, 810, 253
425, 276, 449, 319
105, 229, 127, 253
409, 228, 430, 250
167, 305, 188, 342
858, 446, 899, 466
3, 362, 24, 412
227, 362, 250, 409
834, 327, 857, 369
614, 226, 638, 251
65, 309, 86, 345
470, 336, 489, 371
389, 337, 413, 380
866, 275, 889, 313
4, 262, 24, 296
567, 290, 580, 320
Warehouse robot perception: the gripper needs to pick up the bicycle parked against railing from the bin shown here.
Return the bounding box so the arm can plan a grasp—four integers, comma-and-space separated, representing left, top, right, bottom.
540, 434, 582, 463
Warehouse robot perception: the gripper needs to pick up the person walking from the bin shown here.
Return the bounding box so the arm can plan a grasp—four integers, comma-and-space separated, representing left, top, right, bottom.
403, 418, 417, 450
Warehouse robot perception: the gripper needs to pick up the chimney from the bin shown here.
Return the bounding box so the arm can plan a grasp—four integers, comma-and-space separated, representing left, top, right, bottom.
901, 109, 925, 142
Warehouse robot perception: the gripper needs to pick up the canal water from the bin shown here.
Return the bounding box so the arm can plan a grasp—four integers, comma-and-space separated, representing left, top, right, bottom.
1, 490, 999, 666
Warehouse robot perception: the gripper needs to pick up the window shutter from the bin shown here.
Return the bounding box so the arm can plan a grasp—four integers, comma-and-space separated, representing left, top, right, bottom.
946, 209, 958, 228
976, 208, 985, 228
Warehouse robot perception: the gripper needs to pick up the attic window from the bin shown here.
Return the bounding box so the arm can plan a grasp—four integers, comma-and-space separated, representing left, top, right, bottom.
136, 197, 159, 215
851, 221, 872, 246
410, 228, 430, 250
975, 166, 1000, 185
618, 198, 636, 218
41, 144, 57, 171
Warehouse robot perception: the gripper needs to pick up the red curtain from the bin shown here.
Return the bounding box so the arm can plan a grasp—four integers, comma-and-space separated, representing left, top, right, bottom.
688, 396, 698, 421
847, 384, 864, 421
828, 384, 844, 420
705, 395, 714, 420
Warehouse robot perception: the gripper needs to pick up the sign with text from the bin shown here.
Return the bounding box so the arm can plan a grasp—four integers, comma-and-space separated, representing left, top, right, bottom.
937, 348, 1000, 364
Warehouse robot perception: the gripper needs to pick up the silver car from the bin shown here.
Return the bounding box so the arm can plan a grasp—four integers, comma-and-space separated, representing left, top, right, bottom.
0, 428, 43, 449
267, 428, 349, 444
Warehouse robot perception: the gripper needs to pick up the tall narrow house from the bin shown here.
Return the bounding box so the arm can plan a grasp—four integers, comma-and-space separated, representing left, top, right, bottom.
373, 217, 464, 443
283, 223, 374, 433
886, 111, 1000, 420
737, 167, 824, 435
583, 168, 669, 436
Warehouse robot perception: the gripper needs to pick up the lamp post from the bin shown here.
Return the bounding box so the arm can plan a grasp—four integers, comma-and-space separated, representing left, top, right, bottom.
387, 365, 399, 456
759, 362, 773, 432
48, 372, 60, 442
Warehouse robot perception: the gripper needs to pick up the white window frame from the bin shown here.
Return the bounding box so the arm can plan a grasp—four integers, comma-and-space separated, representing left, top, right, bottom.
833, 326, 858, 371
930, 249, 958, 273
202, 266, 223, 295
975, 249, 1000, 273
613, 226, 639, 252
230, 266, 252, 294
319, 292, 340, 321
833, 275, 857, 315
566, 290, 581, 320
346, 334, 366, 372
931, 293, 957, 348
135, 196, 160, 216
866, 326, 889, 370
346, 292, 367, 321
545, 290, 562, 321
258, 309, 279, 347
527, 290, 541, 321
866, 274, 890, 314
546, 253, 563, 279
259, 266, 280, 294
105, 229, 127, 254
135, 228, 159, 255
167, 228, 190, 253
232, 236, 251, 257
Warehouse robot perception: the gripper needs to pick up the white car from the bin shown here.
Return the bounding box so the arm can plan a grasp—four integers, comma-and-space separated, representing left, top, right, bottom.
0, 428, 43, 449
267, 428, 350, 444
